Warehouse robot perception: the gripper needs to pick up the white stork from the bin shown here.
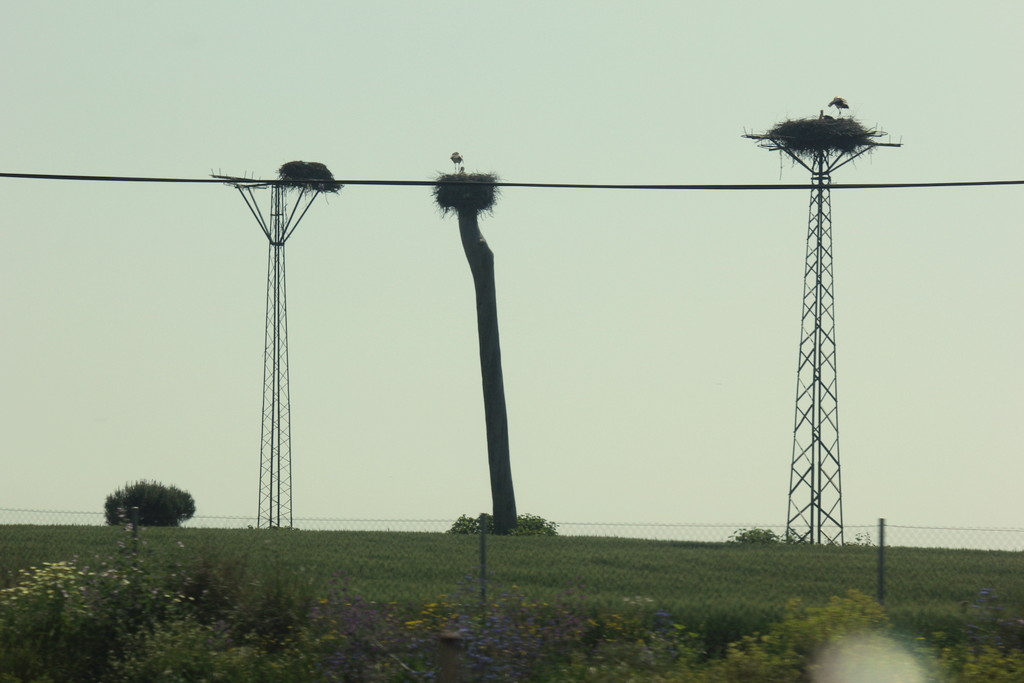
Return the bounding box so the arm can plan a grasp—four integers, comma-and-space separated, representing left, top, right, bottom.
450, 152, 463, 172
828, 97, 849, 116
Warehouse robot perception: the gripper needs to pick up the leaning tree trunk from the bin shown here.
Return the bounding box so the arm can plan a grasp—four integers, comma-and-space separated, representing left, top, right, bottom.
456, 209, 517, 535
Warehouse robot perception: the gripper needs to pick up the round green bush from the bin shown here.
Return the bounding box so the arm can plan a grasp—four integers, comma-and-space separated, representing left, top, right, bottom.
104, 480, 196, 527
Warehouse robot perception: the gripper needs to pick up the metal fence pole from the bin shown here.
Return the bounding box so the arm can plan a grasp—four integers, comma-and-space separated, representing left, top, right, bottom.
877, 517, 886, 605
479, 512, 488, 605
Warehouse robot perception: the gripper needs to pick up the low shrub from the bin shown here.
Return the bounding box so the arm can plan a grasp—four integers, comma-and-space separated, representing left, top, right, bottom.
701, 590, 929, 681
0, 527, 183, 682
458, 584, 586, 679
939, 645, 1024, 682
448, 512, 558, 536
308, 575, 436, 679
395, 577, 590, 681
112, 618, 313, 683
964, 588, 1024, 653
728, 527, 783, 544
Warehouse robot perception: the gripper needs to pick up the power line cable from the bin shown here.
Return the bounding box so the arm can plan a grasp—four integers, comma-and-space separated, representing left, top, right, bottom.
0, 171, 1022, 190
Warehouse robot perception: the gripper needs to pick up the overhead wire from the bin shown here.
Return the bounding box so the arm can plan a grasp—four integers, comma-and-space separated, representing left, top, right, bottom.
0, 171, 1021, 191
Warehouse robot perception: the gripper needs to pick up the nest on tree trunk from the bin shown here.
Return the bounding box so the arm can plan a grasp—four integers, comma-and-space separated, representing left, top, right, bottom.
434, 173, 499, 215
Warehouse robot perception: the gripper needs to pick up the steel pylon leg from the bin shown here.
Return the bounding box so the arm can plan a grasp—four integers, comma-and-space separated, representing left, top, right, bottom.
258, 185, 293, 528
787, 152, 844, 544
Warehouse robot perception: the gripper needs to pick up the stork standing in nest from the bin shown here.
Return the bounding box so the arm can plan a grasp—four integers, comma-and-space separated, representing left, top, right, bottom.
828, 97, 849, 117
451, 152, 464, 173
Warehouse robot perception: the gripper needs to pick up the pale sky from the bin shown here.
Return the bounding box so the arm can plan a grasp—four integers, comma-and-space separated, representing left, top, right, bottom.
2, 1, 1022, 535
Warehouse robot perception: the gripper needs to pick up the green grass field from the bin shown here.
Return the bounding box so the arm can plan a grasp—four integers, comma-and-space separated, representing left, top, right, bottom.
3, 525, 1021, 649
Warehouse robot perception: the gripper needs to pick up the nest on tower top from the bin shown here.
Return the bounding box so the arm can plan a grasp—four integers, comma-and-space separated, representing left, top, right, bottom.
749, 116, 882, 159
277, 161, 342, 194
433, 172, 499, 216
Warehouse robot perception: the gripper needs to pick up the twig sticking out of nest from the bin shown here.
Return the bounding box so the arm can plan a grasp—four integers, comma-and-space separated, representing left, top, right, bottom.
277, 161, 342, 194
759, 117, 881, 158
433, 173, 499, 216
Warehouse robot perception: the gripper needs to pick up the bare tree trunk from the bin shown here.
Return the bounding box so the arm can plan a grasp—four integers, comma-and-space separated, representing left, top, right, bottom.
457, 209, 517, 535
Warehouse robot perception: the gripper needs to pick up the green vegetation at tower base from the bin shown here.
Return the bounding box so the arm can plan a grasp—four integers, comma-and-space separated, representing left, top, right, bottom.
448, 512, 558, 536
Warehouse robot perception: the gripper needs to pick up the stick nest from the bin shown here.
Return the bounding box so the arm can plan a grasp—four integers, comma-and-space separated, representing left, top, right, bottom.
433, 173, 499, 215
755, 117, 881, 158
277, 161, 342, 194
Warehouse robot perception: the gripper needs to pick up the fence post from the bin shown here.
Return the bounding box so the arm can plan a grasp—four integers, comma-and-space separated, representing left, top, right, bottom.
479, 512, 488, 605
130, 506, 140, 541
877, 517, 886, 605
438, 630, 464, 683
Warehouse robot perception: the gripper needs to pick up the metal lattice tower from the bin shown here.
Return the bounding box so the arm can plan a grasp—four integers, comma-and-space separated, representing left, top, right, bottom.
789, 152, 843, 544
745, 113, 899, 544
217, 176, 322, 528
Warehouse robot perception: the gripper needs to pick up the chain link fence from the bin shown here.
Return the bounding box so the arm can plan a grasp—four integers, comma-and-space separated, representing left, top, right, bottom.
3, 508, 1024, 549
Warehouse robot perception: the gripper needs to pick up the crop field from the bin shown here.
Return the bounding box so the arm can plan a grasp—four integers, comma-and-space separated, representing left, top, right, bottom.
3, 524, 1022, 648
